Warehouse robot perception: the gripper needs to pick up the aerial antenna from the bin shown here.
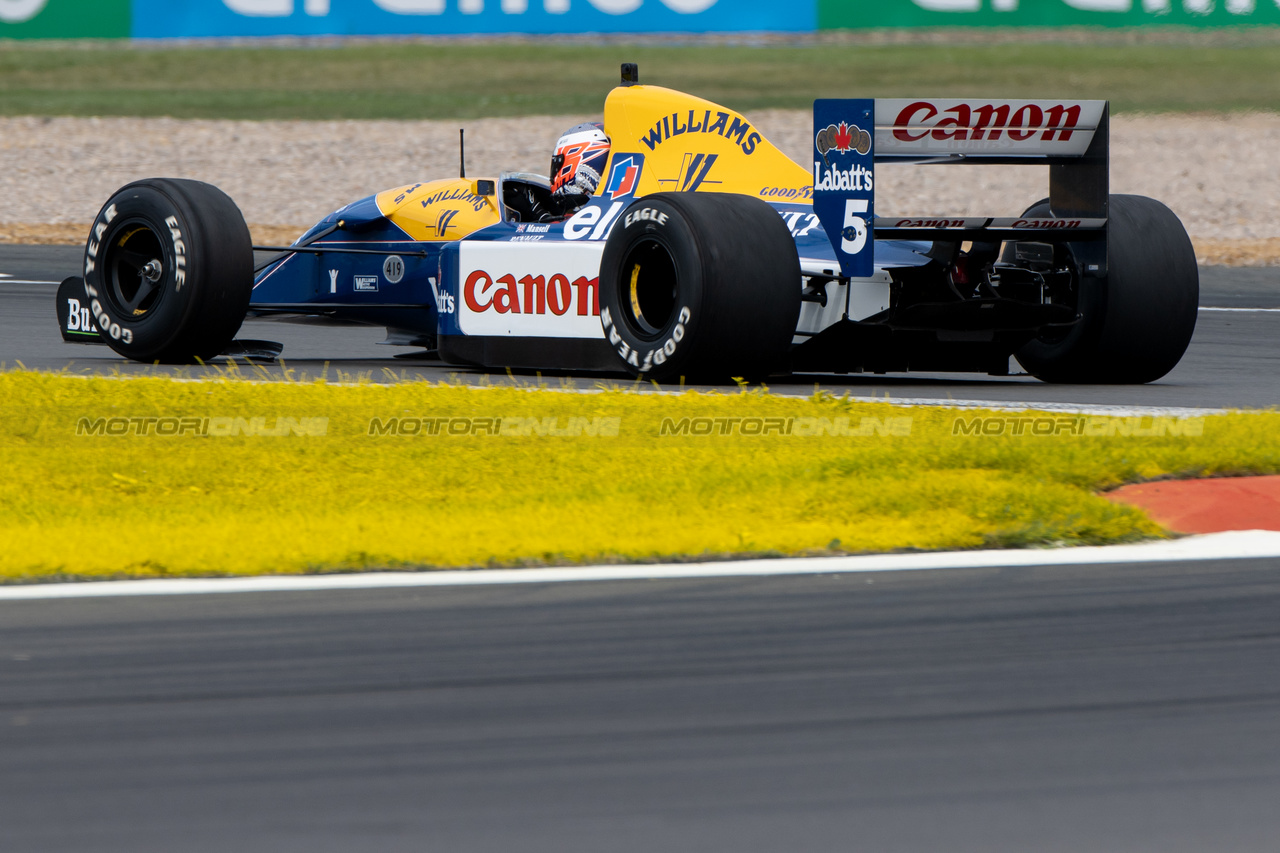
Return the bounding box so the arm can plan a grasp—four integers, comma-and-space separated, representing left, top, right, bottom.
459, 128, 466, 179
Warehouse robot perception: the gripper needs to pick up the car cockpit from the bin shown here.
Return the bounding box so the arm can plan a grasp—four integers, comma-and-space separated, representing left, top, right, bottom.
499, 172, 555, 223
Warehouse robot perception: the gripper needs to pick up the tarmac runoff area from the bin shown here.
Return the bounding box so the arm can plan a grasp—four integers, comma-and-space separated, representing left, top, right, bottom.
6, 548, 1280, 853
4, 244, 1280, 412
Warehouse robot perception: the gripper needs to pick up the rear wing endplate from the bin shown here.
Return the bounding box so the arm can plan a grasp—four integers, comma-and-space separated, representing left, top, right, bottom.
812, 98, 1110, 278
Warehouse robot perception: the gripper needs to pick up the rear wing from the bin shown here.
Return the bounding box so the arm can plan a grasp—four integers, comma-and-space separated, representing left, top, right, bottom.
874, 98, 1107, 160
813, 98, 1110, 278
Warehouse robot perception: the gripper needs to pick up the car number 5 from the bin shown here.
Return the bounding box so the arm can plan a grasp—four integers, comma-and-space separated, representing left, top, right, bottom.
841, 199, 869, 255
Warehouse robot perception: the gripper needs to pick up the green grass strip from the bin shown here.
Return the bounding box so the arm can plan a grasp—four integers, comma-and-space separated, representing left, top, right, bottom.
2, 41, 1279, 118
2, 369, 1278, 582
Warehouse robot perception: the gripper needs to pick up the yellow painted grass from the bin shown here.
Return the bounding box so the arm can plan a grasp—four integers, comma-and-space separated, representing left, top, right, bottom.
2, 369, 1278, 581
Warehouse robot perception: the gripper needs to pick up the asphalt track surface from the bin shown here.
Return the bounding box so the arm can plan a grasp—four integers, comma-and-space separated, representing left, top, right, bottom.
4, 558, 1280, 852
4, 244, 1280, 409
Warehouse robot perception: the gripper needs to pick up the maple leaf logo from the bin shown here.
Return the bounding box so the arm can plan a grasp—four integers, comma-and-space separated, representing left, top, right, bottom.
816, 121, 871, 165
833, 122, 854, 153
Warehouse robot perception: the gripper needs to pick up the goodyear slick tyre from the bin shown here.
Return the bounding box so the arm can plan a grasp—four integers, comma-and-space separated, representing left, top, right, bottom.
599, 192, 801, 382
83, 178, 253, 363
1012, 194, 1198, 384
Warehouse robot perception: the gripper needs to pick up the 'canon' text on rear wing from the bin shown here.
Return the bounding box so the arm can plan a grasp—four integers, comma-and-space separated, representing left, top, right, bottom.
813, 98, 1111, 278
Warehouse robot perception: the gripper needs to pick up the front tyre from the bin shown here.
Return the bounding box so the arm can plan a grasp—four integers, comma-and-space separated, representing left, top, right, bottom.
598, 193, 801, 382
1015, 194, 1198, 384
83, 178, 253, 363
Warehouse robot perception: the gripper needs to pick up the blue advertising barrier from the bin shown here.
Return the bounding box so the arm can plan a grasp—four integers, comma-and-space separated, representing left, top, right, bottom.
131, 0, 813, 38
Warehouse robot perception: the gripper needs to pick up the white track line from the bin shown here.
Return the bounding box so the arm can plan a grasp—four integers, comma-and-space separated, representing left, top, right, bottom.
31, 371, 1232, 417
3, 530, 1280, 601
1200, 307, 1280, 313
826, 397, 1225, 417
0, 279, 58, 285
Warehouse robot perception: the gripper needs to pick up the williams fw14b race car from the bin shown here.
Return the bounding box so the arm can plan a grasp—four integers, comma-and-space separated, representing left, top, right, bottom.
59, 64, 1198, 383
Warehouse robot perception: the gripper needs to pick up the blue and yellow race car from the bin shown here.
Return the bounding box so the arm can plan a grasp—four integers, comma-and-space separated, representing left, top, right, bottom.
59, 63, 1198, 383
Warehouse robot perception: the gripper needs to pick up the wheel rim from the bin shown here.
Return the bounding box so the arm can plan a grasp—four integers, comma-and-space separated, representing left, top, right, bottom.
619, 238, 678, 341
103, 221, 167, 319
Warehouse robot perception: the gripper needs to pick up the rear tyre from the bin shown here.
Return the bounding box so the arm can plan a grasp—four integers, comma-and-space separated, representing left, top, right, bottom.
1013, 194, 1198, 384
598, 192, 801, 382
83, 178, 253, 363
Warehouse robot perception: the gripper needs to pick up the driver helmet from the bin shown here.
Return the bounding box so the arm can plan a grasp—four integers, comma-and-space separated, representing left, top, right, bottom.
550, 122, 610, 199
